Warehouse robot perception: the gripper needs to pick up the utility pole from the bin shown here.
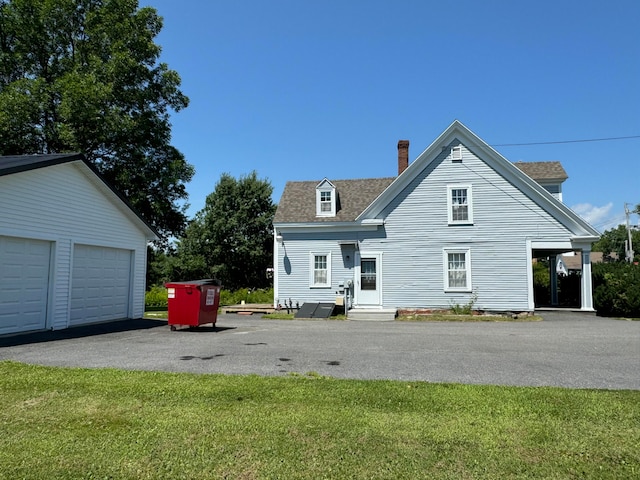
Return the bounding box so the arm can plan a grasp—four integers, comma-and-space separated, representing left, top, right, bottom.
624, 203, 634, 263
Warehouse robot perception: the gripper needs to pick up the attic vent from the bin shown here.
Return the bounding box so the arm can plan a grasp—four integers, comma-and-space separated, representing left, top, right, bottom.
451, 146, 463, 162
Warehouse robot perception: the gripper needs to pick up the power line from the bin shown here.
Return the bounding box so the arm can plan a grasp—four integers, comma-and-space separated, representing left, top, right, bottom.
492, 135, 640, 147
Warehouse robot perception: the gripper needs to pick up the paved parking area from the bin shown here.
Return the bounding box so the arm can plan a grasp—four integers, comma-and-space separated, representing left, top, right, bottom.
1, 312, 638, 389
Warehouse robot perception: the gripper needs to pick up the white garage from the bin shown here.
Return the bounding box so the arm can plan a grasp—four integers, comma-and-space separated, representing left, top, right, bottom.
0, 154, 157, 335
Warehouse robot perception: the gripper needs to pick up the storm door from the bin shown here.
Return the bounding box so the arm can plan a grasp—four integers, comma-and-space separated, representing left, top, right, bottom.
356, 253, 381, 306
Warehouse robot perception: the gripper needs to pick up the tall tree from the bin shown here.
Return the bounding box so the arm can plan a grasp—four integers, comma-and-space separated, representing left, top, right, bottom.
592, 224, 640, 262
174, 172, 276, 289
0, 0, 194, 241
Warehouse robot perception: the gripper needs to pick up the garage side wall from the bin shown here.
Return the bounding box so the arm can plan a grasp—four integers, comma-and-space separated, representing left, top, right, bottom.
0, 163, 149, 330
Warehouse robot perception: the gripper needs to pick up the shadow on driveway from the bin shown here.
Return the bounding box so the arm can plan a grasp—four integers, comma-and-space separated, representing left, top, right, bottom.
0, 319, 166, 347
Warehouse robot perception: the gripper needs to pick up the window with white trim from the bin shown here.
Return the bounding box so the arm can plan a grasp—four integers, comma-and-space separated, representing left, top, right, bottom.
447, 185, 473, 224
316, 179, 336, 217
310, 252, 331, 287
443, 249, 472, 291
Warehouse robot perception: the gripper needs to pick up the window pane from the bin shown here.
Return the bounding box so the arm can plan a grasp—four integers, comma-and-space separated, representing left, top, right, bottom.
451, 188, 468, 221
361, 259, 376, 290
447, 252, 467, 288
314, 255, 328, 285
321, 202, 331, 212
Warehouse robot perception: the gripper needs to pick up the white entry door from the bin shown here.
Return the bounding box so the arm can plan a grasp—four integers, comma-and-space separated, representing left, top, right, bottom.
356, 253, 381, 306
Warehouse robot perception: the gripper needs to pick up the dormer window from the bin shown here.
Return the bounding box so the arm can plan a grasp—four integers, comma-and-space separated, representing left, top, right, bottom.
316, 178, 336, 217
320, 191, 332, 212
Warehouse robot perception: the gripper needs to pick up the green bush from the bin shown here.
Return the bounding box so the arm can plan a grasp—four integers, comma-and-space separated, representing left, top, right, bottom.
593, 263, 640, 318
145, 285, 168, 308
219, 287, 273, 306
145, 286, 274, 309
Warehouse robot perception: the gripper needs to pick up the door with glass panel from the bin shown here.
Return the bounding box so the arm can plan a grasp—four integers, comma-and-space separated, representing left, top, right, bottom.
357, 253, 381, 305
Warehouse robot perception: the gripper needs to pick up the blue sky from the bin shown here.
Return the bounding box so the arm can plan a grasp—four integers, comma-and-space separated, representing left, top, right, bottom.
142, 0, 639, 232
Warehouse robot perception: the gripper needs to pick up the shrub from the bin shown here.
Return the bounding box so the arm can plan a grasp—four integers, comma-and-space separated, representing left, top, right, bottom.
145, 285, 168, 308
592, 263, 640, 318
219, 288, 274, 306
145, 286, 274, 310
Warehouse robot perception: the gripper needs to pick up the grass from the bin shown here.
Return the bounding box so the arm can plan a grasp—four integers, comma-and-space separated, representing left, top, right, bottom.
0, 362, 638, 479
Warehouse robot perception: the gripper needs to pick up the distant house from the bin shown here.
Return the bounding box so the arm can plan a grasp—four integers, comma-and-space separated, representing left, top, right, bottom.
0, 154, 157, 335
273, 121, 600, 317
560, 251, 617, 274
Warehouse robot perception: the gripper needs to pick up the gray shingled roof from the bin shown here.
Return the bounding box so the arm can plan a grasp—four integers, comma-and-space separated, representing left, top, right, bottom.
0, 153, 84, 176
274, 161, 568, 224
514, 161, 568, 181
274, 177, 395, 223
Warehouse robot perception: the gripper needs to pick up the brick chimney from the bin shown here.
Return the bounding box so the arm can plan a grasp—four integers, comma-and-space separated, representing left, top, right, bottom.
397, 140, 409, 175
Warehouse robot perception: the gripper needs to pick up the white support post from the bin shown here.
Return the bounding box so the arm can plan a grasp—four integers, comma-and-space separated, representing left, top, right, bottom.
549, 255, 558, 306
580, 249, 595, 311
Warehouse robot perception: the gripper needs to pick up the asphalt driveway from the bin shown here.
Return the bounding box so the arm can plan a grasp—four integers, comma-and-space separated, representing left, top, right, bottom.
1, 311, 638, 390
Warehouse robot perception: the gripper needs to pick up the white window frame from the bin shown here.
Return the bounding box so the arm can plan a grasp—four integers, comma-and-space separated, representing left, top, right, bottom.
310, 252, 332, 288
320, 190, 332, 213
443, 248, 472, 292
447, 184, 473, 225
316, 179, 336, 217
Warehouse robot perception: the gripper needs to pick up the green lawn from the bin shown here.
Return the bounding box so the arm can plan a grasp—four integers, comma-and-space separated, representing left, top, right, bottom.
1, 362, 637, 479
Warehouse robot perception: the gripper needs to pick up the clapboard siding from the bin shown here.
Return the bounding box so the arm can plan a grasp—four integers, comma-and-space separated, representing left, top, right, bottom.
276, 144, 577, 312
52, 238, 72, 330
276, 231, 359, 306
368, 145, 573, 311
0, 162, 149, 329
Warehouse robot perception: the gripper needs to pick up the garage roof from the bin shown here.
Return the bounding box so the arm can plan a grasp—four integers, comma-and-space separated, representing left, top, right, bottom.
0, 153, 158, 239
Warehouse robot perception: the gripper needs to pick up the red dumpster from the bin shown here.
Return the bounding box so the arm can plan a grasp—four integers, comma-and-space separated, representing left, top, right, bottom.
165, 279, 222, 331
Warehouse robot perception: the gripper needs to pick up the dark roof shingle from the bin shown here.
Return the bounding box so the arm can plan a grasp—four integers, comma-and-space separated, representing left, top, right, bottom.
514, 161, 568, 181
274, 177, 395, 223
0, 153, 84, 176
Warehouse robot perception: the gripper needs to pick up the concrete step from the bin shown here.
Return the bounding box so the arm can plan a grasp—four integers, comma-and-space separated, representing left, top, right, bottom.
348, 308, 397, 322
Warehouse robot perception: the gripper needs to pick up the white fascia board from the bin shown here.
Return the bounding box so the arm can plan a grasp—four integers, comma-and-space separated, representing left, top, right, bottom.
316, 178, 335, 189
570, 235, 601, 249
531, 241, 574, 250
273, 220, 382, 234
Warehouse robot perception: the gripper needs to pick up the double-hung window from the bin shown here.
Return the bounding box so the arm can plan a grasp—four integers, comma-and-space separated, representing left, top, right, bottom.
310, 252, 331, 287
443, 249, 472, 291
447, 185, 473, 224
320, 191, 332, 213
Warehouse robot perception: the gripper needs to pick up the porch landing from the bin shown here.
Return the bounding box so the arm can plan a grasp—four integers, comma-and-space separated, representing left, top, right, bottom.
348, 308, 397, 322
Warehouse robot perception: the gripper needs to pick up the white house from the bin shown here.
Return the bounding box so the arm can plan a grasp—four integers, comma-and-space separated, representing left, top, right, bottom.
273, 121, 600, 318
0, 153, 157, 335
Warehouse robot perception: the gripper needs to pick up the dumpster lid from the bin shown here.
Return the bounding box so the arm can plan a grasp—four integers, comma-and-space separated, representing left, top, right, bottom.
165, 279, 222, 287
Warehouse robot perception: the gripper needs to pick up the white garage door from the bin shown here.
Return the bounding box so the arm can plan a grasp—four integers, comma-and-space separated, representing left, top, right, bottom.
70, 244, 132, 326
0, 236, 51, 334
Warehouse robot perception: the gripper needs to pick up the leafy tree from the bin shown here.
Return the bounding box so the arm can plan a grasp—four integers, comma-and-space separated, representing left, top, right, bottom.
0, 0, 194, 241
173, 172, 276, 290
592, 225, 640, 262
